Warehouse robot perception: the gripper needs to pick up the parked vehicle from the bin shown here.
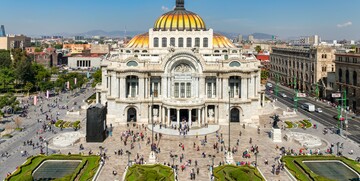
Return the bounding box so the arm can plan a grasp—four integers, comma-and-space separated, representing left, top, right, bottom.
281, 93, 287, 98
302, 103, 315, 112
316, 108, 323, 113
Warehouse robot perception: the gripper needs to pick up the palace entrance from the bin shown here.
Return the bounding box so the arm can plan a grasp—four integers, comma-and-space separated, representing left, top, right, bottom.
230, 108, 240, 122
127, 108, 137, 122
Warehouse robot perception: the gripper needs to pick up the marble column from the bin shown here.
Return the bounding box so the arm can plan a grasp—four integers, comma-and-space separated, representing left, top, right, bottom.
167, 108, 171, 126
200, 77, 205, 98
139, 77, 145, 99
188, 109, 192, 127
162, 106, 165, 125
116, 77, 120, 98
197, 109, 201, 126
204, 106, 208, 125
241, 78, 247, 101
177, 109, 180, 126
248, 76, 254, 99
120, 77, 126, 99
201, 107, 205, 126
223, 78, 229, 100
216, 78, 219, 98
161, 76, 166, 98
108, 76, 112, 96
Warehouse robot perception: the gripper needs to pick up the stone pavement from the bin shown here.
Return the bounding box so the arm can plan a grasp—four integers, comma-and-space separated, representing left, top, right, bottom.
148, 125, 220, 136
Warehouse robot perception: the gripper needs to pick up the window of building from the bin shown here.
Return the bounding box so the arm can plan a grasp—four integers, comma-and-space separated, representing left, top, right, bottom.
180, 83, 186, 98
153, 38, 159, 47
175, 83, 179, 98
170, 37, 175, 47
178, 38, 184, 47
186, 38, 192, 47
195, 38, 200, 47
203, 38, 208, 47
127, 61, 138, 67
322, 66, 327, 72
162, 37, 167, 47
229, 61, 241, 67
207, 83, 212, 98
186, 83, 191, 98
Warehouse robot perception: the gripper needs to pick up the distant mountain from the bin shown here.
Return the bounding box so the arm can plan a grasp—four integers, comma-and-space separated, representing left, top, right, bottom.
51, 30, 144, 38
215, 31, 275, 40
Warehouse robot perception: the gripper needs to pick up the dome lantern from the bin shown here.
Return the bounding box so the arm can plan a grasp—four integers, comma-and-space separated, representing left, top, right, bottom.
175, 0, 185, 10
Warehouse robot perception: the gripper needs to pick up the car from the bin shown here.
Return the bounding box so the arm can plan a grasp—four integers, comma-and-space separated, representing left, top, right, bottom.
266, 83, 273, 88
316, 108, 323, 113
281, 93, 287, 98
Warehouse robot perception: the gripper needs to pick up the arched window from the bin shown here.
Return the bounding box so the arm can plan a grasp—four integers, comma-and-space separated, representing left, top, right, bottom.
222, 50, 228, 53
134, 50, 140, 53
353, 71, 357, 86
214, 50, 220, 53
203, 38, 209, 47
162, 37, 167, 47
127, 61, 138, 67
338, 68, 343, 82
195, 37, 200, 47
229, 61, 240, 67
346, 70, 350, 84
153, 38, 159, 47
170, 37, 175, 47
186, 38, 192, 47
178, 38, 184, 47
232, 50, 237, 53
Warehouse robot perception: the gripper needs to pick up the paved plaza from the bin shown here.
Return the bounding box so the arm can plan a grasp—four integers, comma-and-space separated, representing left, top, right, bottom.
52, 100, 360, 181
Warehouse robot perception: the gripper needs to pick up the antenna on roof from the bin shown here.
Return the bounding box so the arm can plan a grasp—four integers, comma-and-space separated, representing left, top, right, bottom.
124, 26, 127, 43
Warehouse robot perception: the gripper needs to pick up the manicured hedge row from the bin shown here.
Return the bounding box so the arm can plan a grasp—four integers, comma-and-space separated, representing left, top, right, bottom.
213, 165, 265, 181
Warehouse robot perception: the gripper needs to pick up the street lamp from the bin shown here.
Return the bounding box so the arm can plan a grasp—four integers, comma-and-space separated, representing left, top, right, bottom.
151, 89, 154, 151
126, 150, 132, 166
44, 140, 49, 156
254, 150, 258, 168
225, 86, 234, 164
228, 87, 231, 152
208, 154, 216, 166
170, 154, 178, 167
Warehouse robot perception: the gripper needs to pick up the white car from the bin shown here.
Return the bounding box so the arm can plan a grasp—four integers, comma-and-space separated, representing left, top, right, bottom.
316, 108, 323, 113
281, 93, 287, 98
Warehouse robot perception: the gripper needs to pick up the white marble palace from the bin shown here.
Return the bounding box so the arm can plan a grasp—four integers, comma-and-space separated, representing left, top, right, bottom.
96, 0, 263, 127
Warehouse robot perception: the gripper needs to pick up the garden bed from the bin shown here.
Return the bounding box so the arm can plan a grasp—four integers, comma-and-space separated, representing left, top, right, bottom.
55, 120, 80, 130
125, 164, 175, 181
281, 155, 360, 181
213, 165, 265, 181
6, 154, 100, 181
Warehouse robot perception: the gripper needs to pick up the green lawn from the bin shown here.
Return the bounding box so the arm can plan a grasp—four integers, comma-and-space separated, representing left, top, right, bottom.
213, 165, 265, 181
5, 154, 100, 181
281, 155, 360, 181
125, 164, 174, 181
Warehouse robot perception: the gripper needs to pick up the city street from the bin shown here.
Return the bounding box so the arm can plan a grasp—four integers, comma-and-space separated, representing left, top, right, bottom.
267, 81, 360, 144
0, 87, 94, 180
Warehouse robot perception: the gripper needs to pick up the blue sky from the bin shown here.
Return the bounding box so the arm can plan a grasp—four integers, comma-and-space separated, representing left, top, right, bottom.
1, 0, 359, 40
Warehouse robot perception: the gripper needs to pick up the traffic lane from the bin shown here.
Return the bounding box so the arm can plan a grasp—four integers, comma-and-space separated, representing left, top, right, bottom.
274, 95, 360, 144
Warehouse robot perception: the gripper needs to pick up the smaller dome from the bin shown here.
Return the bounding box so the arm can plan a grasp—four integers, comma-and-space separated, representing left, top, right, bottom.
213, 33, 236, 48
126, 33, 149, 48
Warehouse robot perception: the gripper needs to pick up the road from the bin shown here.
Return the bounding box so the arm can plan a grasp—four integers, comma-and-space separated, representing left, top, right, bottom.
0, 87, 94, 180
267, 82, 360, 144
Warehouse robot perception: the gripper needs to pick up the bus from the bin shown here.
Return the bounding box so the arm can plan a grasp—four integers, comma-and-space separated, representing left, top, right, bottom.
301, 103, 315, 112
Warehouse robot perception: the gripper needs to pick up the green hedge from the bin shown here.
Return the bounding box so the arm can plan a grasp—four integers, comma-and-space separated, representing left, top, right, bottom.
213, 165, 265, 181
6, 154, 100, 181
281, 155, 360, 181
285, 121, 294, 128
125, 164, 174, 181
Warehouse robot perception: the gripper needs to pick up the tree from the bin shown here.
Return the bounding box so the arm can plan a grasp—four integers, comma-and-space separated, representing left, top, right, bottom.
92, 69, 102, 87
261, 69, 269, 81
54, 44, 63, 49
11, 48, 28, 69
0, 93, 19, 111
24, 82, 33, 95
255, 45, 262, 53
0, 50, 12, 68
0, 67, 15, 90
35, 47, 43, 52
15, 59, 34, 84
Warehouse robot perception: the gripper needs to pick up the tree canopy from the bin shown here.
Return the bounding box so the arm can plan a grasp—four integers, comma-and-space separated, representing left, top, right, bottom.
0, 50, 12, 68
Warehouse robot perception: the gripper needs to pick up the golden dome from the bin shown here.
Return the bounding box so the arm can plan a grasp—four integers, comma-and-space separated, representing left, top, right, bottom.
126, 33, 235, 49
213, 33, 236, 48
126, 33, 149, 48
154, 0, 206, 31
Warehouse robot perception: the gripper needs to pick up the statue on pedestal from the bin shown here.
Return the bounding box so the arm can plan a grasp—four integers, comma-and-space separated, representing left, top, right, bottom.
271, 114, 280, 129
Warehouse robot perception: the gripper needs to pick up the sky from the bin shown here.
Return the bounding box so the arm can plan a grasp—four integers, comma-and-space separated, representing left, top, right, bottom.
0, 0, 359, 40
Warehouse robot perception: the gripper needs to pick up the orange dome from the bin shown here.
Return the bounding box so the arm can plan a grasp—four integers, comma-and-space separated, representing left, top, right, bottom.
126, 33, 149, 48
154, 0, 206, 31
213, 33, 236, 48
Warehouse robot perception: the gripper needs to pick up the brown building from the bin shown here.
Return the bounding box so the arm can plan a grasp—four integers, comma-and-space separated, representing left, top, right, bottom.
26, 47, 58, 67
270, 46, 335, 97
335, 48, 360, 113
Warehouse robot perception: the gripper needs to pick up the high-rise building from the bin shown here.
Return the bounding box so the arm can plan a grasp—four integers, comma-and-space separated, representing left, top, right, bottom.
96, 0, 263, 127
248, 35, 254, 42
0, 25, 5, 37
238, 35, 243, 43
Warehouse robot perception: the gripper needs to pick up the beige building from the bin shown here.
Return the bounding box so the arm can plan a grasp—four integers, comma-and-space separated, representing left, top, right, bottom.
90, 44, 110, 54
96, 0, 263, 127
335, 48, 360, 113
270, 46, 335, 96
0, 35, 31, 50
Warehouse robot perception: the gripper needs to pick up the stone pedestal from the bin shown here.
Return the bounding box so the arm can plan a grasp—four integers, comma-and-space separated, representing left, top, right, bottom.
271, 128, 282, 142
148, 151, 157, 164
225, 152, 234, 164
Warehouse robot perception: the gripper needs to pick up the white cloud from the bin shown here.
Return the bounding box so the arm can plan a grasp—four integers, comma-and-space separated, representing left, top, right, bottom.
161, 6, 169, 11
337, 21, 352, 28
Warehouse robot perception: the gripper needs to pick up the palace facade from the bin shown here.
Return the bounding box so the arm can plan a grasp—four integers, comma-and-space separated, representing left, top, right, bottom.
96, 0, 263, 127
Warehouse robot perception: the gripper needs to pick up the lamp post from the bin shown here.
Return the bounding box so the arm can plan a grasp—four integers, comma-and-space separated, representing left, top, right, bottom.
171, 154, 178, 167
254, 150, 258, 168
126, 150, 131, 166
151, 89, 154, 151
228, 87, 231, 153
209, 154, 216, 166
225, 86, 234, 164
45, 140, 48, 156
